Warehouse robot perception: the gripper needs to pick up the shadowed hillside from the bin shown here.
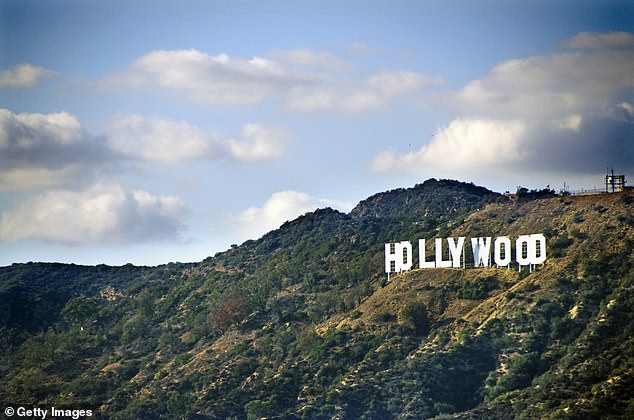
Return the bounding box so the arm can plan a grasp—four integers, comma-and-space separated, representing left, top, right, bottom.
1, 179, 632, 419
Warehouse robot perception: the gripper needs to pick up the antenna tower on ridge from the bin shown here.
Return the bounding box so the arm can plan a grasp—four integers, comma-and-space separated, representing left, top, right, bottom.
605, 167, 627, 193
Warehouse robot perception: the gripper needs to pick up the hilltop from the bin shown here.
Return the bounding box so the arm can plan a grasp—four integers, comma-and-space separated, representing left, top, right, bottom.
0, 179, 633, 419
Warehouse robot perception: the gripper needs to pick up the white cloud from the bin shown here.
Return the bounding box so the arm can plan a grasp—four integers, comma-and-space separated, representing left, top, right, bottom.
107, 115, 291, 164
371, 118, 528, 173
286, 70, 439, 114
372, 31, 634, 181
372, 109, 634, 181
0, 109, 86, 149
0, 184, 185, 244
0, 109, 107, 190
450, 35, 634, 119
107, 114, 222, 162
232, 190, 353, 239
0, 108, 293, 192
228, 123, 291, 163
0, 63, 55, 88
562, 31, 634, 50
104, 49, 438, 114
104, 49, 320, 105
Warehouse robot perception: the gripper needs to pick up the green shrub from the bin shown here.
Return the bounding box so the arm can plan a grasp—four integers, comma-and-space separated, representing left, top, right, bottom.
399, 300, 431, 335
457, 276, 499, 299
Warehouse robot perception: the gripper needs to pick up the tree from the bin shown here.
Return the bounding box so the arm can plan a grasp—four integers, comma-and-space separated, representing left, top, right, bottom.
399, 300, 431, 335
244, 399, 272, 420
61, 296, 98, 330
211, 298, 247, 332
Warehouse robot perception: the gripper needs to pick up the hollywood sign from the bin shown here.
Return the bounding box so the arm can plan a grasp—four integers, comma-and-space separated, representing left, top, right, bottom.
385, 234, 546, 273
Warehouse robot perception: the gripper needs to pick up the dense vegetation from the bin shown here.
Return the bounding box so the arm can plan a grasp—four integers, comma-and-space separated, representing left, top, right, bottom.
1, 179, 632, 418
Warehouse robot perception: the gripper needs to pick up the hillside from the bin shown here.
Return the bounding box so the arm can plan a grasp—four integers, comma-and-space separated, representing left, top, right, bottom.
0, 179, 633, 419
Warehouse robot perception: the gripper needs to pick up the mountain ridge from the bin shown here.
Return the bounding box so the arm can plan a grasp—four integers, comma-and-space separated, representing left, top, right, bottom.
1, 179, 632, 419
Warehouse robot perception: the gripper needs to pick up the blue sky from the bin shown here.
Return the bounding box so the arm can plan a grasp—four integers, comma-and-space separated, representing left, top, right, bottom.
1, 0, 633, 266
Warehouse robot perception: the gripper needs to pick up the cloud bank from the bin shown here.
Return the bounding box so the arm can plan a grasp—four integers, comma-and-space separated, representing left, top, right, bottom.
372, 31, 634, 182
0, 109, 294, 244
104, 49, 320, 105
0, 184, 185, 244
0, 108, 293, 190
104, 49, 438, 113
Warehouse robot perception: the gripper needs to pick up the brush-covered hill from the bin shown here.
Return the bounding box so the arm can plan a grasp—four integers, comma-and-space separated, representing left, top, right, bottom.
0, 179, 633, 419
